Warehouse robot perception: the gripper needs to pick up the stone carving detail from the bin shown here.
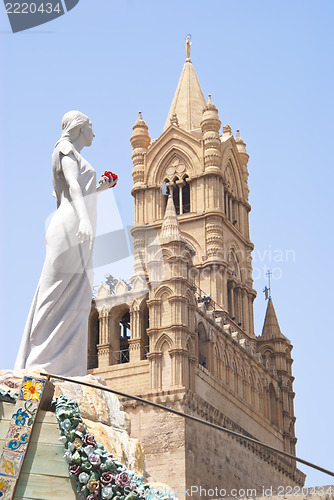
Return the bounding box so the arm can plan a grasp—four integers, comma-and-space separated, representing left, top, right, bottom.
165, 156, 186, 179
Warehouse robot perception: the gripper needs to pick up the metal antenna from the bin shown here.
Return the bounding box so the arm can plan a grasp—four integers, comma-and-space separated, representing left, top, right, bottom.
263, 269, 272, 300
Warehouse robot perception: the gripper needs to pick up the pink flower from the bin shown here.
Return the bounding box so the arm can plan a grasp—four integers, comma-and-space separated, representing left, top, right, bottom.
100, 471, 114, 485
88, 452, 101, 467
115, 472, 130, 487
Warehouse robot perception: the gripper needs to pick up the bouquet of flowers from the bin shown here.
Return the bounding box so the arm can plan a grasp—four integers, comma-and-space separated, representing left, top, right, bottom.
99, 171, 118, 188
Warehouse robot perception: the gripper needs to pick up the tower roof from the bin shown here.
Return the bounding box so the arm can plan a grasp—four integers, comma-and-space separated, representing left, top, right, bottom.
164, 40, 206, 132
261, 297, 285, 340
160, 196, 185, 244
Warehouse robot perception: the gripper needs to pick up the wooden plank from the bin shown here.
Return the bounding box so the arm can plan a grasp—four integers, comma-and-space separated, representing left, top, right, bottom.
0, 440, 69, 477
0, 423, 9, 440
22, 441, 69, 477
34, 410, 58, 425
29, 421, 61, 444
14, 472, 77, 499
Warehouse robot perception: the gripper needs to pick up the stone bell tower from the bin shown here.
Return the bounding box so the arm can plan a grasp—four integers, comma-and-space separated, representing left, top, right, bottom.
130, 40, 256, 337
88, 40, 305, 497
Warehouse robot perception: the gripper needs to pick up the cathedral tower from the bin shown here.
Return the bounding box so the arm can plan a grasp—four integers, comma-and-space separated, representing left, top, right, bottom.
88, 40, 305, 496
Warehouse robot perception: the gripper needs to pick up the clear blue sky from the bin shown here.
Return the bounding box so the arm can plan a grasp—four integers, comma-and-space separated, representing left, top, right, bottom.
1, 0, 333, 488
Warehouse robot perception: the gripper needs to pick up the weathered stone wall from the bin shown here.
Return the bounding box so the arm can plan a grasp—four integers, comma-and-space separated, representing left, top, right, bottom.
185, 418, 301, 500
123, 390, 305, 500
123, 396, 186, 495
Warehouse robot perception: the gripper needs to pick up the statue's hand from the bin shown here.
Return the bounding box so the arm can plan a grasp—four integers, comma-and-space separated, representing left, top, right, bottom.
96, 171, 118, 192
76, 219, 94, 249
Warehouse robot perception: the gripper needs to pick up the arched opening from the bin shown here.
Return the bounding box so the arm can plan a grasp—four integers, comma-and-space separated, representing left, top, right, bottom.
119, 310, 130, 363
172, 177, 180, 214
182, 175, 190, 213
232, 360, 238, 393
240, 367, 246, 400
87, 306, 99, 369
141, 300, 150, 359
198, 324, 208, 368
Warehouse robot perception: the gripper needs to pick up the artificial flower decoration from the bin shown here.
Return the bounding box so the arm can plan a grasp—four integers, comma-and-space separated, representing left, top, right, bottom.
101, 485, 113, 499
79, 472, 90, 484
73, 438, 83, 449
88, 452, 101, 467
87, 479, 100, 493
53, 395, 177, 500
21, 378, 44, 402
99, 171, 118, 188
115, 472, 130, 487
84, 434, 97, 448
70, 464, 81, 476
100, 471, 113, 485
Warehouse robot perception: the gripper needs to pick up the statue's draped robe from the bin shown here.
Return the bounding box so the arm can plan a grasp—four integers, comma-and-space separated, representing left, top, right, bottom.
15, 141, 96, 376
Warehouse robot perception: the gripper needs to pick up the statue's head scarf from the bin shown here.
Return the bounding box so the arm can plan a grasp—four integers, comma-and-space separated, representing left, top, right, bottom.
55, 110, 89, 148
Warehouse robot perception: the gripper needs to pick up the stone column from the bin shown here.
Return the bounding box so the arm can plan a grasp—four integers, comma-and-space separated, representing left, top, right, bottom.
129, 301, 143, 362
242, 289, 249, 333
97, 309, 112, 368
148, 352, 162, 390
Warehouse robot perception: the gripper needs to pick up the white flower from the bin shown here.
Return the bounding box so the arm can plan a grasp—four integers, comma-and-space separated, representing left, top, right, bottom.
78, 472, 90, 484
101, 486, 113, 499
63, 451, 72, 463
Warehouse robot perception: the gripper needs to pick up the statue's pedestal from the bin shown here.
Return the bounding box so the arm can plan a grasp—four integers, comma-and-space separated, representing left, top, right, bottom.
0, 370, 146, 500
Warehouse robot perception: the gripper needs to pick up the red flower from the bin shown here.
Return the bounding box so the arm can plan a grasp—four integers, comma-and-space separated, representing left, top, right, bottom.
69, 464, 81, 476
83, 434, 97, 448
101, 171, 118, 188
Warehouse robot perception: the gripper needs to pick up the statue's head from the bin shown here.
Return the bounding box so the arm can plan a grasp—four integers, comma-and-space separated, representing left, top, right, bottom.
61, 110, 89, 143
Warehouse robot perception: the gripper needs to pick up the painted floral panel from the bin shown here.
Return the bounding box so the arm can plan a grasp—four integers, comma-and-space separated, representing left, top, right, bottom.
11, 401, 37, 428
0, 451, 23, 478
19, 377, 45, 403
0, 474, 16, 500
4, 425, 31, 454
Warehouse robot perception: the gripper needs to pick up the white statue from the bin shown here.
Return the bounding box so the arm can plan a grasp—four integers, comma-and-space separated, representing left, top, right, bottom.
185, 35, 191, 59
15, 111, 117, 376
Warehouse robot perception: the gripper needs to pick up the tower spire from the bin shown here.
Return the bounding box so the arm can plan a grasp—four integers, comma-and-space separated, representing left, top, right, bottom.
261, 297, 285, 339
160, 196, 185, 244
164, 38, 206, 132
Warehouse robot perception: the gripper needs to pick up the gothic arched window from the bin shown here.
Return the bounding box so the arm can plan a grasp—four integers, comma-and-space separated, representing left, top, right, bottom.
119, 310, 130, 363
164, 175, 190, 215
173, 177, 180, 214
198, 323, 208, 368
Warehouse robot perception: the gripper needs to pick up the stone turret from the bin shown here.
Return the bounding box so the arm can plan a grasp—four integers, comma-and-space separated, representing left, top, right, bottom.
235, 129, 250, 201
201, 94, 222, 174
258, 297, 296, 454
146, 196, 196, 391
130, 112, 150, 187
